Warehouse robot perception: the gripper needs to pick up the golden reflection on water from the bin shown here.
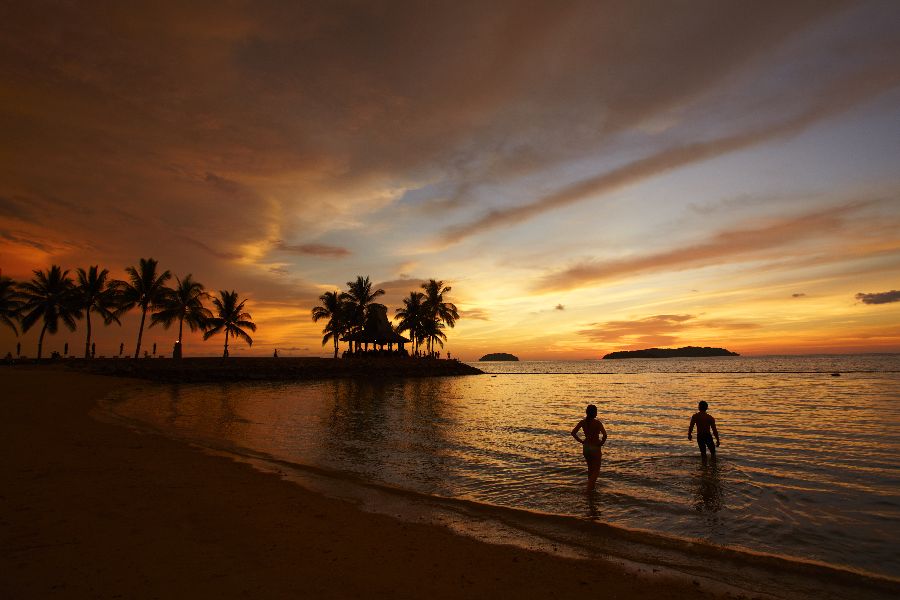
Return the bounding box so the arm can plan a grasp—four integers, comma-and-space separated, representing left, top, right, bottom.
692, 463, 723, 513
107, 360, 900, 578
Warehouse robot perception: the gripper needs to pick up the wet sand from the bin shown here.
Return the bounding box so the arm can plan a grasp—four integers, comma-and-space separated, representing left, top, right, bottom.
0, 365, 892, 599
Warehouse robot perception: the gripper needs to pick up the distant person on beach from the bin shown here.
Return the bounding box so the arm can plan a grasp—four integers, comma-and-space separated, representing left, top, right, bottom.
688, 401, 720, 460
571, 404, 607, 491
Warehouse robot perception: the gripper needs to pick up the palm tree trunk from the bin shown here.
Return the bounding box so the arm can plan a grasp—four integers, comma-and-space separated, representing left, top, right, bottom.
171, 314, 185, 359
223, 329, 229, 358
333, 335, 338, 359
84, 309, 93, 359
37, 322, 48, 360
135, 306, 147, 358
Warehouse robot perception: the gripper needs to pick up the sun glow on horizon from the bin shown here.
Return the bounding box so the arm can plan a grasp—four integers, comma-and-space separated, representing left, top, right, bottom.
1, 3, 899, 359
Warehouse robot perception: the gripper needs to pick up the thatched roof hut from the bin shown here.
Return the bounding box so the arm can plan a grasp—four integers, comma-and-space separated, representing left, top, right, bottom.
341, 305, 410, 347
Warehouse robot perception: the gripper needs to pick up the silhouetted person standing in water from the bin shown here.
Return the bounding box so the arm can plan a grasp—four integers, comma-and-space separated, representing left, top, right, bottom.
688, 400, 720, 462
572, 404, 607, 491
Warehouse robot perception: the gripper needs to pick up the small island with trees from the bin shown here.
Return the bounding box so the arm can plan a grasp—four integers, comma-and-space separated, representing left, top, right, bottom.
602, 346, 739, 359
479, 353, 519, 361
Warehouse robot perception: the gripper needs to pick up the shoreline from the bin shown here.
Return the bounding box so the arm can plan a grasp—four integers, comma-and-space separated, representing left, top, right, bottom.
3, 366, 897, 599
97, 387, 900, 596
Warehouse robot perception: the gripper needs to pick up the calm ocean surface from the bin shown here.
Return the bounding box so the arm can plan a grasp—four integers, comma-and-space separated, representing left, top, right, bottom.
103, 355, 900, 579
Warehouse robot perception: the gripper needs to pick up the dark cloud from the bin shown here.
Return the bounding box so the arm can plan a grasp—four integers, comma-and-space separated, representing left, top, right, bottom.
792, 293, 806, 298
0, 1, 858, 264
0, 1, 896, 356
274, 242, 351, 258
855, 290, 900, 305
555, 304, 565, 311
179, 236, 243, 261
440, 65, 900, 245
0, 195, 39, 223
0, 193, 90, 224
0, 230, 53, 252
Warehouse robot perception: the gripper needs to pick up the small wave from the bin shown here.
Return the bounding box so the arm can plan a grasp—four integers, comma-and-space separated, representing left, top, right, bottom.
96, 365, 900, 588
94, 393, 899, 600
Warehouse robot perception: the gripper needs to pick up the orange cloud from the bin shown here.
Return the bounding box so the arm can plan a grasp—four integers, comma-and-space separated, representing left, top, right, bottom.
274, 242, 351, 258
535, 200, 889, 292
577, 314, 759, 347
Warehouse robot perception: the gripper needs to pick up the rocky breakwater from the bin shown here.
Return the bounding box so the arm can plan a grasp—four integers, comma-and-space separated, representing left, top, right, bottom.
69, 357, 484, 383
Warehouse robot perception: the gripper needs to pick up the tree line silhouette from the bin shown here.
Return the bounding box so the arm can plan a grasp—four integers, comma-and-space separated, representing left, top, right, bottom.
0, 258, 255, 359
311, 276, 459, 359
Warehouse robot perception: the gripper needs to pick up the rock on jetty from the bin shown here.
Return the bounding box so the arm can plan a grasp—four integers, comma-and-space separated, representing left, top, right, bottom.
67, 357, 483, 383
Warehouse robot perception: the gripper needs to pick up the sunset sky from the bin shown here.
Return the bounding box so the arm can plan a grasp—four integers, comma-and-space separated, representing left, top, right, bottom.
1, 1, 899, 359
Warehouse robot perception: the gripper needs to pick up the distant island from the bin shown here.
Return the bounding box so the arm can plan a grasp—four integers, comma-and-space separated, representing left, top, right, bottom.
479, 353, 519, 361
602, 346, 739, 359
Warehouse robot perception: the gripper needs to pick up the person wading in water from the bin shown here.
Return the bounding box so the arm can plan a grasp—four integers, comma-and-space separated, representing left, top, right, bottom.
688, 400, 721, 463
571, 404, 607, 491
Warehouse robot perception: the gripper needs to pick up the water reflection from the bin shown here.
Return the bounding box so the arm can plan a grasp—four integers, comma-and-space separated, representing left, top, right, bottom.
164, 383, 181, 427
692, 462, 723, 513
320, 378, 457, 492
105, 360, 900, 579
585, 488, 603, 520
325, 378, 391, 458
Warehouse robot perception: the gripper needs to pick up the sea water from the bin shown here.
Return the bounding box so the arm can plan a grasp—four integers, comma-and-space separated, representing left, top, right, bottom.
101, 355, 900, 580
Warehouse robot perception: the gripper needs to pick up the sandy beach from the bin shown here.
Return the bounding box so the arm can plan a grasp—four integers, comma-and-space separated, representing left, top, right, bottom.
2, 365, 895, 599
0, 365, 724, 599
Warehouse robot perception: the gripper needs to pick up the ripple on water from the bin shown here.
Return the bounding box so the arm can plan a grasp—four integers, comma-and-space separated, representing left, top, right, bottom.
102, 355, 900, 579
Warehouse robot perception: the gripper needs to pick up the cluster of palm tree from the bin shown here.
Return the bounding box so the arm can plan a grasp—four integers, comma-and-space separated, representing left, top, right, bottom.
312, 276, 459, 358
0, 258, 256, 359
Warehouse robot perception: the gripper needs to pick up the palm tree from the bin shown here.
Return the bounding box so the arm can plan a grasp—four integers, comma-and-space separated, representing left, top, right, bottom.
311, 290, 348, 358
203, 290, 256, 357
18, 266, 81, 359
112, 258, 172, 358
75, 266, 121, 359
0, 276, 22, 335
421, 319, 447, 356
150, 274, 211, 358
395, 291, 425, 355
343, 275, 385, 351
421, 279, 459, 354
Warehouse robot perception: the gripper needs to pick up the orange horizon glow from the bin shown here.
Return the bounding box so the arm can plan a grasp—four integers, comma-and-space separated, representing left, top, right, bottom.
1, 3, 899, 360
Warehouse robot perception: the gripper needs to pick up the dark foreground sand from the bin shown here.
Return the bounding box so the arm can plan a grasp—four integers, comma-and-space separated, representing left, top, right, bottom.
1, 366, 892, 599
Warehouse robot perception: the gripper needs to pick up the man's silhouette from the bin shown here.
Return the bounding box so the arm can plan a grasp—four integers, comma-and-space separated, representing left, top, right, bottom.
688, 401, 720, 461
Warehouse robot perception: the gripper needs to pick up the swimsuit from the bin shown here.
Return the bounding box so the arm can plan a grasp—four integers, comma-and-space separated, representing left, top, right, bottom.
697, 432, 716, 454
583, 444, 602, 460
